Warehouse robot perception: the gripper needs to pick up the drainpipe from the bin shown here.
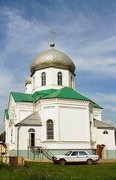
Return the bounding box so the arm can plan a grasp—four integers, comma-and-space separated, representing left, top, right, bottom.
17, 123, 21, 157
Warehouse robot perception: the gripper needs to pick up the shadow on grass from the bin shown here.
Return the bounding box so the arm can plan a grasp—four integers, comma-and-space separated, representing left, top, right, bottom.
53, 162, 98, 165
0, 162, 10, 169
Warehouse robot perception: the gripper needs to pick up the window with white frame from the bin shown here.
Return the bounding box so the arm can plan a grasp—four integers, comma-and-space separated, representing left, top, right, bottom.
47, 119, 54, 140
41, 72, 46, 86
11, 128, 13, 143
57, 72, 62, 85
28, 128, 35, 147
71, 76, 73, 88
33, 76, 35, 89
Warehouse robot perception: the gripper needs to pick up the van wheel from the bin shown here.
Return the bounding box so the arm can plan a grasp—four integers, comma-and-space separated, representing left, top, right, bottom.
59, 159, 66, 165
86, 159, 93, 165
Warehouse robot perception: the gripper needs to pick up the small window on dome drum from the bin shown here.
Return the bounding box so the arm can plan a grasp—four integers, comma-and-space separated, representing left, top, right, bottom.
57, 72, 62, 85
71, 76, 73, 88
41, 72, 46, 86
33, 76, 35, 89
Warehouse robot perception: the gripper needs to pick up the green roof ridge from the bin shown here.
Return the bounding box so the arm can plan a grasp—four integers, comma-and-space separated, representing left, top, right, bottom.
42, 87, 91, 101
93, 103, 103, 109
32, 89, 57, 102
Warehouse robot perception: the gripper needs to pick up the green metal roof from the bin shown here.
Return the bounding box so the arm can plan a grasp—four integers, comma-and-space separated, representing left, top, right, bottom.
11, 92, 32, 102
11, 89, 57, 103
43, 87, 91, 101
4, 109, 9, 120
32, 89, 57, 102
10, 87, 103, 109
93, 103, 103, 109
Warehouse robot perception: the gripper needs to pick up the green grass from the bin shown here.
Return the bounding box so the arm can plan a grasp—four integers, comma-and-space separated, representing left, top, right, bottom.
0, 162, 116, 180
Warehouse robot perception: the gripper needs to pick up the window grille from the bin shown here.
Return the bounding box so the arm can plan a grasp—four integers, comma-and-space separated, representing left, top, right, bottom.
41, 72, 46, 86
47, 120, 54, 140
71, 76, 73, 88
57, 72, 62, 85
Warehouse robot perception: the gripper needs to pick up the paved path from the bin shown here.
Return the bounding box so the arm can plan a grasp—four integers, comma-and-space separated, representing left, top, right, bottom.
98, 158, 116, 163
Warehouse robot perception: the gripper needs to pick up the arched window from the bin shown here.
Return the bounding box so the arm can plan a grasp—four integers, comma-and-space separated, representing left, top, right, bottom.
103, 130, 108, 134
28, 128, 35, 132
33, 76, 35, 89
47, 120, 54, 140
57, 72, 62, 85
41, 72, 46, 86
71, 76, 73, 88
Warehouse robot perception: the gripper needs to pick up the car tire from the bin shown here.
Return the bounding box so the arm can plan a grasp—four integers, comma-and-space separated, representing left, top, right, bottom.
86, 159, 93, 165
59, 159, 66, 165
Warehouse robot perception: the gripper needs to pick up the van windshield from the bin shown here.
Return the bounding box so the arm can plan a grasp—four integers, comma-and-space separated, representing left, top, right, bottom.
65, 151, 72, 156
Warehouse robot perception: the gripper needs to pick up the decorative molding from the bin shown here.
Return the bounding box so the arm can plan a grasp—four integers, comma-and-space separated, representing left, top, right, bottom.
40, 99, 57, 104
89, 102, 94, 111
59, 105, 86, 110
16, 102, 33, 108
93, 108, 102, 113
43, 106, 55, 110
58, 99, 89, 106
40, 98, 89, 106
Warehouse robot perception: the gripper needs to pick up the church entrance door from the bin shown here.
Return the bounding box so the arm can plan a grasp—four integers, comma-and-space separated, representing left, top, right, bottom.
29, 133, 35, 147
96, 144, 106, 159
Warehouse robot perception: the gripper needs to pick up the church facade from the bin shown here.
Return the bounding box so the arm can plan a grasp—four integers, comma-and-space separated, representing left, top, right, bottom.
4, 42, 116, 159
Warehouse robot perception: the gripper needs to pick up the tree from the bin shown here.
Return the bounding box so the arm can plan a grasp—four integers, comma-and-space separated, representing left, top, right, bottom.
0, 131, 5, 142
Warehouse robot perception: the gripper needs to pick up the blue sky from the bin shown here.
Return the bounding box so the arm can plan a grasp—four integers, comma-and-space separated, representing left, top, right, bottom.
0, 0, 116, 131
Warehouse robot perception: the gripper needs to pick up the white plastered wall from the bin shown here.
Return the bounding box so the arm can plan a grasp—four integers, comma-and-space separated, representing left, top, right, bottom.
93, 108, 102, 121
25, 83, 32, 94
59, 106, 90, 142
15, 102, 34, 123
38, 98, 91, 149
6, 99, 34, 150
17, 126, 42, 150
96, 128, 115, 150
5, 95, 16, 146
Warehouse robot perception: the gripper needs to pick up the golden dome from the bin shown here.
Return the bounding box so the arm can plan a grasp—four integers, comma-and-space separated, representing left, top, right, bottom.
30, 48, 75, 74
25, 77, 32, 85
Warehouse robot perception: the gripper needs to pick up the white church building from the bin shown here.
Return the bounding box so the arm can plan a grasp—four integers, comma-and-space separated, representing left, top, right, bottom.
4, 41, 116, 160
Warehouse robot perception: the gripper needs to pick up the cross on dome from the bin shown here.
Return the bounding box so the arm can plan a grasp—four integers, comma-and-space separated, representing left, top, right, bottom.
49, 29, 56, 47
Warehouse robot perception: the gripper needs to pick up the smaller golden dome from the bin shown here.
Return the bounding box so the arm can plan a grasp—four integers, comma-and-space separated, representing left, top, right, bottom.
25, 77, 32, 85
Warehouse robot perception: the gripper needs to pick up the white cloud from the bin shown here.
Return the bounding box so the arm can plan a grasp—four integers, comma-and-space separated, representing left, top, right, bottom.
103, 105, 116, 112
0, 65, 24, 131
89, 93, 116, 104
0, 8, 49, 57
84, 92, 116, 113
78, 36, 116, 56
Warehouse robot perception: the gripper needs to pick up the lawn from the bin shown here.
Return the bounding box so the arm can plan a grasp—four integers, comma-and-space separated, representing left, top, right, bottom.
0, 161, 116, 180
